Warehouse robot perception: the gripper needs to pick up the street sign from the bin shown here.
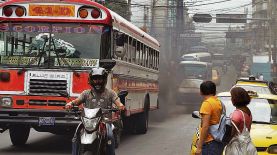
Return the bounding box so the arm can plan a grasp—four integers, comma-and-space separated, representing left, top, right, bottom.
216, 14, 247, 23
192, 14, 212, 23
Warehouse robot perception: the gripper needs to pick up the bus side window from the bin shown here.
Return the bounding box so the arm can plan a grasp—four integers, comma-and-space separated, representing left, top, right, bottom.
150, 49, 153, 69
145, 46, 149, 68
136, 41, 140, 65
123, 34, 128, 62
157, 51, 160, 70
149, 48, 153, 68
141, 43, 145, 66
131, 38, 136, 63
153, 50, 157, 69
127, 36, 131, 62
140, 43, 144, 66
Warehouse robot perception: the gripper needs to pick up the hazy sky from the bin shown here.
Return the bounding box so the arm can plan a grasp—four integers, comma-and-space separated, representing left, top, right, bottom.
189, 0, 251, 14
130, 0, 252, 43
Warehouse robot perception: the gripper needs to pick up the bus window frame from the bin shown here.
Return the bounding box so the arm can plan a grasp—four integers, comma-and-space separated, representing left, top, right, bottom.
111, 30, 160, 71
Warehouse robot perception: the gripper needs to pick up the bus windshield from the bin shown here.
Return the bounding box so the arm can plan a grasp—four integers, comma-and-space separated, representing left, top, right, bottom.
0, 22, 111, 68
180, 64, 207, 79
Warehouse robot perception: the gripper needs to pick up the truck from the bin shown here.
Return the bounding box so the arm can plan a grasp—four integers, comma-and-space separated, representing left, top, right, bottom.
251, 55, 272, 81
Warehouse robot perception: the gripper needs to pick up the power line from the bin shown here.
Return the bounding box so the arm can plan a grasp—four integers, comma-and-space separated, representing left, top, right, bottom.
109, 0, 234, 8
186, 0, 233, 7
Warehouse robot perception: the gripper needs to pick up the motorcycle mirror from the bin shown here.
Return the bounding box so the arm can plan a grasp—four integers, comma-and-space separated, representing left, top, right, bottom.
192, 111, 200, 119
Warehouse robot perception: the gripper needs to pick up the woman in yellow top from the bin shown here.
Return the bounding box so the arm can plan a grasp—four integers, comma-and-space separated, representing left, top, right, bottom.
195, 81, 224, 155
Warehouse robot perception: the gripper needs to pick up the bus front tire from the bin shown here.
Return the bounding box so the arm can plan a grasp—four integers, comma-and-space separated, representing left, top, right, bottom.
9, 125, 30, 146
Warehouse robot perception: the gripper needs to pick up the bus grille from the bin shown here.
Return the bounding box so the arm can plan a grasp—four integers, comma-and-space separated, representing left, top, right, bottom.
28, 79, 68, 96
29, 100, 67, 106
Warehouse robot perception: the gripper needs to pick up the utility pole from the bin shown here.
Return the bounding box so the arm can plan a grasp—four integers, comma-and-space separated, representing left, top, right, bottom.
143, 6, 149, 32
127, 0, 131, 21
172, 0, 184, 60
268, 0, 277, 82
273, 0, 277, 82
150, 0, 154, 35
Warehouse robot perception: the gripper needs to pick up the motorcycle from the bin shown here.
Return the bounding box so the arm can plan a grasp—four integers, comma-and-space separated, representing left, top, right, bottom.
71, 106, 121, 155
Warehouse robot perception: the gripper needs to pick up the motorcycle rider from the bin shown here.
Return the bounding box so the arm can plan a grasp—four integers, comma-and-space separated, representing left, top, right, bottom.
65, 67, 125, 155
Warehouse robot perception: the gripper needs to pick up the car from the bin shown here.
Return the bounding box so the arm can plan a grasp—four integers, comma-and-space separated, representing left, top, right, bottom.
232, 77, 277, 95
190, 91, 277, 155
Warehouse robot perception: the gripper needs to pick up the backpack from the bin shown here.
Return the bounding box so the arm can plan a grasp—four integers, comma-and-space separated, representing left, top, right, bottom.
224, 110, 257, 155
209, 101, 232, 143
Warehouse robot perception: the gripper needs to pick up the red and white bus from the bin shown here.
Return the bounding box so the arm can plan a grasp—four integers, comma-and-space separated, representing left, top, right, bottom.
0, 0, 160, 146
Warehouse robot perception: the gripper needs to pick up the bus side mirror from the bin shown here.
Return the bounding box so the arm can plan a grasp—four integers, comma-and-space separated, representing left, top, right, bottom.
114, 47, 126, 58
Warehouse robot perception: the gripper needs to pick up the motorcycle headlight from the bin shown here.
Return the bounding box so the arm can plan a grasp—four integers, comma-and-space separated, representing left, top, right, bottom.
0, 97, 12, 108
268, 145, 277, 154
82, 117, 99, 132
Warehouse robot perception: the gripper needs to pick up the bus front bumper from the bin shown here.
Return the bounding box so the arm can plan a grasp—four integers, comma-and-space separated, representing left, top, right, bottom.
0, 108, 80, 129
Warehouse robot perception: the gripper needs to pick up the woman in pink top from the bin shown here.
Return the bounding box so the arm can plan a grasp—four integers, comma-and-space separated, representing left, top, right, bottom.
230, 87, 252, 135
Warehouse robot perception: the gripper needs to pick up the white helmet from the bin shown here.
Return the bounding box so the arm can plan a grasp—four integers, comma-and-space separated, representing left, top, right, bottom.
88, 67, 108, 93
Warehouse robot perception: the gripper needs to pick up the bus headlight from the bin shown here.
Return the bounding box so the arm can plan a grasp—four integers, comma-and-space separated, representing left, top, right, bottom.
268, 145, 277, 154
0, 97, 12, 108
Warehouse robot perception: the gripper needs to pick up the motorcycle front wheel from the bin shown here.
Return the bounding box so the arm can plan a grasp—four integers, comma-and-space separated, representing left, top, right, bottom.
79, 140, 106, 155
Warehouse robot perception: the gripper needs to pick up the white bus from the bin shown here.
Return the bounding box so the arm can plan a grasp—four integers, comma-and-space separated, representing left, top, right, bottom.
181, 52, 212, 63
177, 61, 212, 103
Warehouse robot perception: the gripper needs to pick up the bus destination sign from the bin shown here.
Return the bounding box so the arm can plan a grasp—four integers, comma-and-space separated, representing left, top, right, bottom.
29, 5, 75, 17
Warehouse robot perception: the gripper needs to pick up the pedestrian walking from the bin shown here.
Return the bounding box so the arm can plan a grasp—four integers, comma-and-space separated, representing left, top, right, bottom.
224, 87, 257, 155
195, 81, 225, 155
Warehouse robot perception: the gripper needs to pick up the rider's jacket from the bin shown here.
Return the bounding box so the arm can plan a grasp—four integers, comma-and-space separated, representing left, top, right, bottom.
78, 88, 119, 118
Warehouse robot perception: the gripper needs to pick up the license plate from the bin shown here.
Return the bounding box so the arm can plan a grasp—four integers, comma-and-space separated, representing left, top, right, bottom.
39, 117, 55, 126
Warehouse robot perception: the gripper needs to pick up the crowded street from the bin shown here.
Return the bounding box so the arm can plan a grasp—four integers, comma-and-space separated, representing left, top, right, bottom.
0, 66, 236, 155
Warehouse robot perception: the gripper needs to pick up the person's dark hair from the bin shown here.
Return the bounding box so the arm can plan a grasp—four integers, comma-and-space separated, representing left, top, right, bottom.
230, 87, 251, 107
200, 81, 216, 95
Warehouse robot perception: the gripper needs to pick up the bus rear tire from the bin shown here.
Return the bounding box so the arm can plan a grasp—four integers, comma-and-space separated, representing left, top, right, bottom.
9, 125, 30, 146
